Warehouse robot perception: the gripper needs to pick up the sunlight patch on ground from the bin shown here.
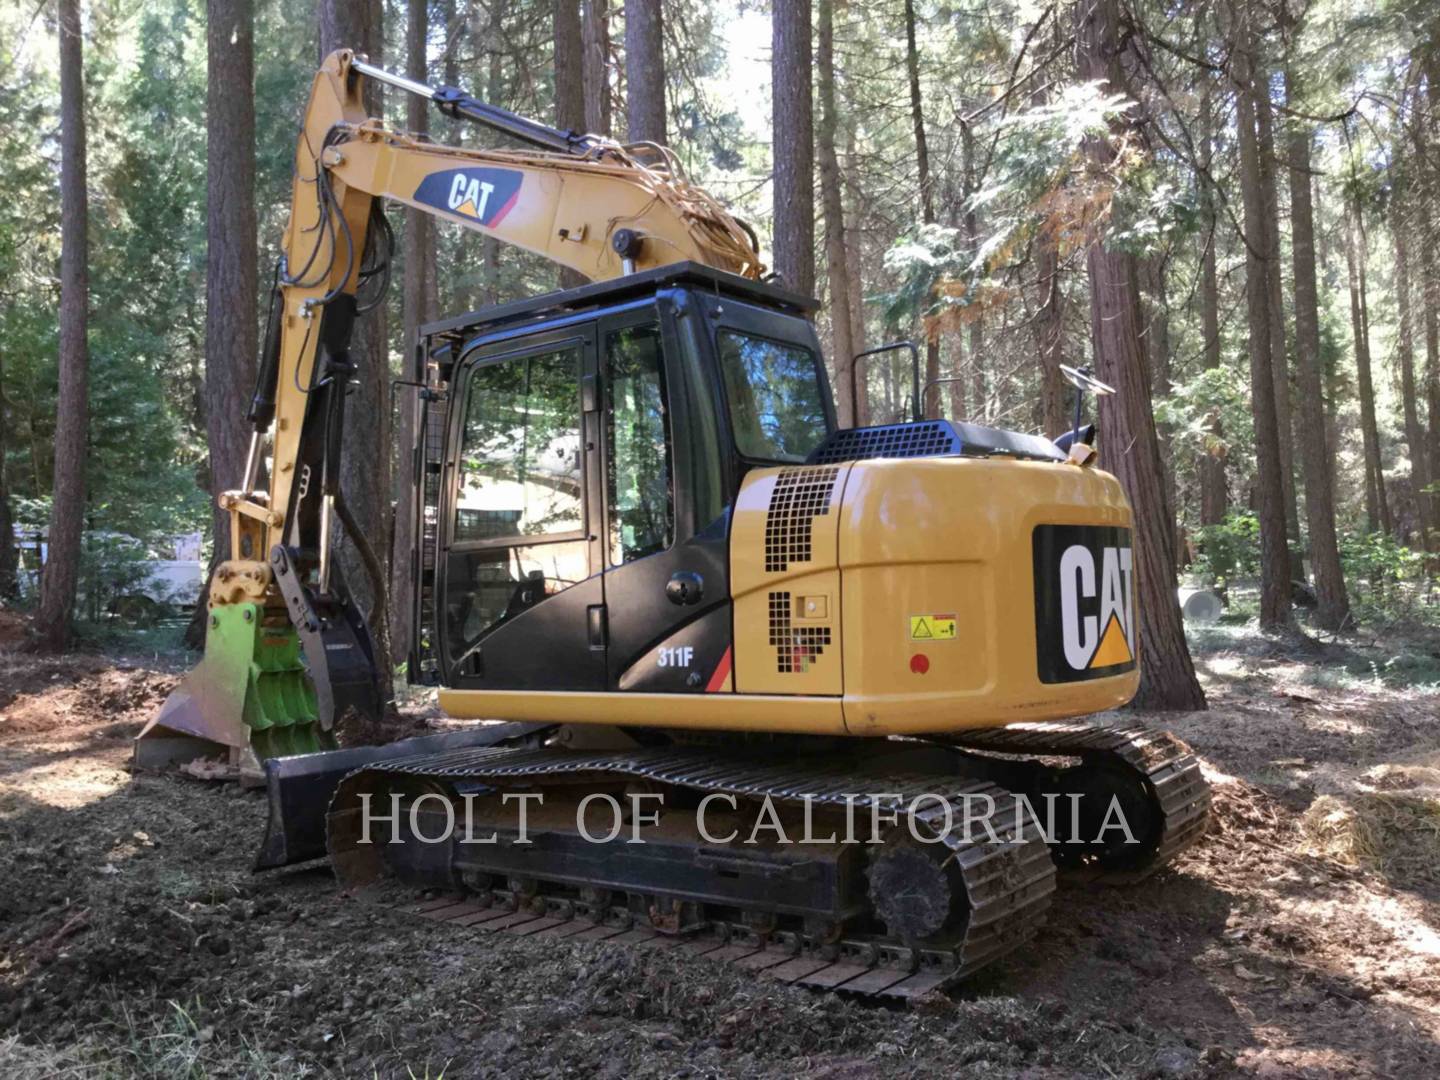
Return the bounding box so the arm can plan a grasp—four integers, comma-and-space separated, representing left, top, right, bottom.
2, 755, 129, 810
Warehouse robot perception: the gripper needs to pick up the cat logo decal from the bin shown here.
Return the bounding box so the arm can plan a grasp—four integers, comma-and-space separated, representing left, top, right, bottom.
412, 167, 524, 229
1033, 525, 1136, 683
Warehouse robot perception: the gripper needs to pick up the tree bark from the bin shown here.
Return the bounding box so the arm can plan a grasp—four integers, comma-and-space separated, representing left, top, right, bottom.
394, 0, 436, 663
35, 0, 89, 651
1198, 77, 1227, 527
204, 0, 258, 572
1419, 68, 1440, 510
817, 0, 857, 426
582, 0, 611, 135
1285, 68, 1349, 628
1036, 229, 1067, 437
0, 348, 16, 600
1076, 0, 1205, 709
1344, 194, 1389, 534
624, 0, 665, 144
901, 0, 939, 417
555, 0, 587, 290
771, 0, 814, 297
961, 121, 985, 422
1232, 3, 1291, 630
1255, 77, 1300, 552
1394, 222, 1435, 551
844, 120, 869, 425
320, 0, 393, 676
480, 0, 502, 306
1142, 256, 1175, 534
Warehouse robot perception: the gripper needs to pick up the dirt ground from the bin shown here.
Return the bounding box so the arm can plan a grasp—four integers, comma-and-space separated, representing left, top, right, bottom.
2, 613, 1439, 1078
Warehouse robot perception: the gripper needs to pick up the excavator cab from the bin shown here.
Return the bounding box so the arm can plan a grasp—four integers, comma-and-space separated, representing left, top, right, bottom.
408, 263, 833, 697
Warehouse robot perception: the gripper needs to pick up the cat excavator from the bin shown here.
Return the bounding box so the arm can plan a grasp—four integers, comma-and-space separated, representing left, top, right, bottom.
136, 50, 1209, 999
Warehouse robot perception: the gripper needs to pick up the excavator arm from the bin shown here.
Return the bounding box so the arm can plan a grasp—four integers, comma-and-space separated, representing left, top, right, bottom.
136, 50, 763, 776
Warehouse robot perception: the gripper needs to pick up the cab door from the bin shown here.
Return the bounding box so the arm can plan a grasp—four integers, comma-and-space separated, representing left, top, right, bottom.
600, 296, 733, 692
437, 323, 607, 691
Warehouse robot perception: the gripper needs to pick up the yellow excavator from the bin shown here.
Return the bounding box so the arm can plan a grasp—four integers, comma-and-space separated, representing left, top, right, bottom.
136, 51, 1209, 999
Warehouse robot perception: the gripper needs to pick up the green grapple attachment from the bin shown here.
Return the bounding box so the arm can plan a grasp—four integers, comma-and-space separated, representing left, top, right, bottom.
133, 603, 333, 784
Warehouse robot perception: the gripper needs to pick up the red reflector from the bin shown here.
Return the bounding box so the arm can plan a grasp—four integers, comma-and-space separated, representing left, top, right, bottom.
910, 654, 930, 675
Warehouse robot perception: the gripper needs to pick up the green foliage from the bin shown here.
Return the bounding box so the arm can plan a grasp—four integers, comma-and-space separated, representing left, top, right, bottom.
1338, 529, 1425, 603
1191, 512, 1261, 590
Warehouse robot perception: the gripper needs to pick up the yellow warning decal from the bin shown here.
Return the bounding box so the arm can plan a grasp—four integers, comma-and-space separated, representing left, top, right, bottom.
909, 614, 957, 641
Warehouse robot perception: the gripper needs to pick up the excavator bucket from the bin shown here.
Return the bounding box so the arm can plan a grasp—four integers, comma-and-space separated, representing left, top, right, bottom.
134, 602, 330, 785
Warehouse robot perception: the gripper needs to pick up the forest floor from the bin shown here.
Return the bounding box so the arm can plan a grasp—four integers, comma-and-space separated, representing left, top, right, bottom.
1, 606, 1439, 1078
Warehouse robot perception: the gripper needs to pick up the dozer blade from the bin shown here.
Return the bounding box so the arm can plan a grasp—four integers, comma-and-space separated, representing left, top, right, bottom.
254, 721, 549, 871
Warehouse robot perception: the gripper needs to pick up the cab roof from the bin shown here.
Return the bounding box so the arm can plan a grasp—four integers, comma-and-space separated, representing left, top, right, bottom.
418, 261, 818, 349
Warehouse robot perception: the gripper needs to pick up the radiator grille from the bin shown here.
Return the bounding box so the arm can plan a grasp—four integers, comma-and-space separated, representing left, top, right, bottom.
806, 420, 961, 465
763, 467, 839, 573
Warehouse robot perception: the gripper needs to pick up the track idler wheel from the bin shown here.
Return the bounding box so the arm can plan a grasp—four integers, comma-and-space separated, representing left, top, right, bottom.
1044, 761, 1160, 871
866, 838, 970, 944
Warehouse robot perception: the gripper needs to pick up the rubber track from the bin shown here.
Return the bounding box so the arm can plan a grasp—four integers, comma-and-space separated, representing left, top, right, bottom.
938, 721, 1212, 881
330, 746, 1058, 999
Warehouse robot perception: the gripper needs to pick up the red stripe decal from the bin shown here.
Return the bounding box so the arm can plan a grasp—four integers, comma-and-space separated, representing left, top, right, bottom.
705, 646, 733, 693
487, 187, 522, 228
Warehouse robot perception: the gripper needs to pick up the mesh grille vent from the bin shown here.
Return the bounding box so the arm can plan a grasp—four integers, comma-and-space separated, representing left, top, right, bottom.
768, 591, 831, 673
806, 420, 961, 465
764, 467, 839, 573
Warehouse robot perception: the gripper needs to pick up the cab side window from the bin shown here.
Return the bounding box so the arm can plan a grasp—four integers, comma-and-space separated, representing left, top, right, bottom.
605, 324, 674, 564
455, 347, 583, 541
446, 345, 587, 667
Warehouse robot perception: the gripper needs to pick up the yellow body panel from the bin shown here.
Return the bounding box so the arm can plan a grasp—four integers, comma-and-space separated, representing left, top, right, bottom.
438, 689, 847, 734
835, 458, 1137, 733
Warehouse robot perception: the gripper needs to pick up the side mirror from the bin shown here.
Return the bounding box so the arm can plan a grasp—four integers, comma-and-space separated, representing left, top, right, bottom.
1059, 365, 1115, 449
850, 341, 921, 423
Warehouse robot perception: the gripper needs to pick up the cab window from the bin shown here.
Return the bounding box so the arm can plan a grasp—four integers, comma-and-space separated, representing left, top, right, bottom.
717, 331, 827, 462
446, 344, 587, 667
454, 347, 583, 541
605, 324, 674, 564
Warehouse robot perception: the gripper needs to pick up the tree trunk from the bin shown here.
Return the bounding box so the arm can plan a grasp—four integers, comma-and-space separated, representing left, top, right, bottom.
1036, 230, 1067, 437
901, 0, 939, 417
0, 347, 16, 600
845, 121, 869, 424
961, 121, 985, 422
35, 0, 89, 651
817, 0, 857, 426
624, 0, 665, 144
582, 0, 611, 135
554, 0, 587, 290
1285, 69, 1349, 629
1076, 0, 1205, 709
1394, 223, 1435, 551
204, 0, 258, 572
1142, 257, 1175, 533
1232, 3, 1291, 630
1198, 78, 1227, 527
771, 0, 814, 297
1255, 78, 1300, 553
480, 0, 502, 306
1420, 69, 1440, 510
394, 0, 437, 664
320, 0, 394, 677
1344, 195, 1389, 534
